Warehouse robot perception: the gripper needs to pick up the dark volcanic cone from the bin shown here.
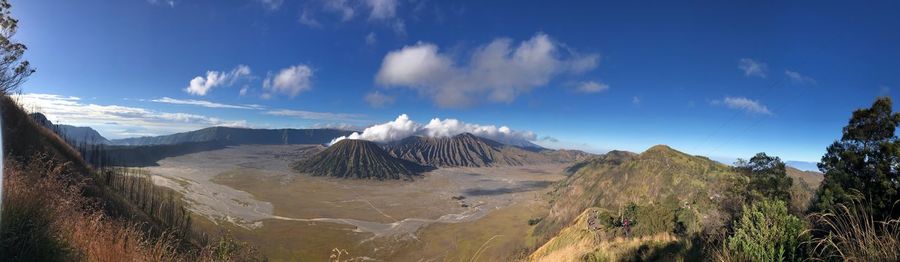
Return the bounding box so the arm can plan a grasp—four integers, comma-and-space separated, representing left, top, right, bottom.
292, 139, 433, 180
386, 133, 528, 167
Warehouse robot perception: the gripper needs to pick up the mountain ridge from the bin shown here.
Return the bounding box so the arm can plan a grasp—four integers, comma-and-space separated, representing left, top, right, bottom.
110, 126, 354, 146
30, 112, 110, 145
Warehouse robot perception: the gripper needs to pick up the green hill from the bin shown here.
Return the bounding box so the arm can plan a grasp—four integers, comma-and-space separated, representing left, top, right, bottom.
535, 145, 737, 240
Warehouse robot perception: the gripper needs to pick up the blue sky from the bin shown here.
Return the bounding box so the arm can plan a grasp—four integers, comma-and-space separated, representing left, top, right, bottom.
10, 0, 900, 163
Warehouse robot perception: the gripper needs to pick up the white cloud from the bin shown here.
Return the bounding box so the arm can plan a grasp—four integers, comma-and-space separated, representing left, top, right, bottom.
632, 96, 641, 105
573, 81, 609, 93
738, 58, 767, 78
713, 96, 773, 115
785, 70, 816, 85
375, 33, 599, 107
185, 65, 251, 96
365, 32, 377, 45
262, 65, 313, 98
150, 97, 262, 110
365, 0, 397, 20
329, 114, 537, 147
364, 91, 395, 107
14, 93, 248, 139
265, 109, 364, 121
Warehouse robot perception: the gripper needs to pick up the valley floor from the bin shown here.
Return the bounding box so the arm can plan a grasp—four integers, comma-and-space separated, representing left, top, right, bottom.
144, 144, 565, 261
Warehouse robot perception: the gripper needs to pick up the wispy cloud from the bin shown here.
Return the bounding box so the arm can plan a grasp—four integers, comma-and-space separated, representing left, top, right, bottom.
364, 91, 395, 107
147, 0, 175, 7
365, 32, 377, 45
738, 58, 767, 78
785, 70, 816, 85
311, 122, 364, 131
297, 0, 406, 34
185, 65, 251, 96
150, 97, 263, 110
712, 96, 772, 115
572, 81, 609, 93
265, 109, 364, 121
256, 0, 283, 10
14, 93, 248, 138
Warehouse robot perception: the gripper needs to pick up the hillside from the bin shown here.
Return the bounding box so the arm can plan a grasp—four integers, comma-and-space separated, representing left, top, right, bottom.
528, 207, 684, 262
535, 145, 737, 240
110, 126, 354, 146
30, 112, 110, 144
2, 96, 262, 260
385, 133, 577, 167
786, 166, 824, 213
292, 139, 434, 180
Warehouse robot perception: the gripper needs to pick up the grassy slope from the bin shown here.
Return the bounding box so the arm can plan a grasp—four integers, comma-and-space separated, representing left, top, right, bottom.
528, 146, 827, 261
529, 207, 682, 262
535, 145, 736, 240
2, 96, 263, 260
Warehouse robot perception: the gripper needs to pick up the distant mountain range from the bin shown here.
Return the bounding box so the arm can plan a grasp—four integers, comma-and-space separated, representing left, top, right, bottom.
30, 113, 110, 145
785, 161, 820, 172
109, 126, 354, 146
292, 139, 434, 180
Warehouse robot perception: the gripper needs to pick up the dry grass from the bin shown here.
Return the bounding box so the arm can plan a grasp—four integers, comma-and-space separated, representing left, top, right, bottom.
0, 156, 262, 261
528, 207, 686, 262
807, 197, 900, 261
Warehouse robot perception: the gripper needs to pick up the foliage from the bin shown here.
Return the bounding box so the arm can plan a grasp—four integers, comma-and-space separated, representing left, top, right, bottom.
724, 200, 807, 262
815, 97, 900, 219
734, 153, 793, 204
808, 196, 900, 261
0, 0, 34, 94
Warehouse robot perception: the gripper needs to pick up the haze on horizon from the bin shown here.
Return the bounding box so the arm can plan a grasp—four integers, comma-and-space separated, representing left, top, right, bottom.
11, 0, 900, 163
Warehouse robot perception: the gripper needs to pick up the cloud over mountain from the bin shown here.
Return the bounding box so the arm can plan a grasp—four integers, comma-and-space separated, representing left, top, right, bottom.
329, 114, 537, 146
375, 33, 599, 107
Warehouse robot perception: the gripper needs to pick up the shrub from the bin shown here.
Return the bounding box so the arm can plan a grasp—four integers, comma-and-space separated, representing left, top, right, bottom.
724, 200, 807, 262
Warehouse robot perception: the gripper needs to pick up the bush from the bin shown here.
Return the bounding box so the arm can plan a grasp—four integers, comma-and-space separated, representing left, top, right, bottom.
724, 200, 807, 262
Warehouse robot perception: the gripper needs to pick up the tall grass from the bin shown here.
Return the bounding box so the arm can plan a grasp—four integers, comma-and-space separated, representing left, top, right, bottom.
1, 155, 264, 261
807, 197, 900, 261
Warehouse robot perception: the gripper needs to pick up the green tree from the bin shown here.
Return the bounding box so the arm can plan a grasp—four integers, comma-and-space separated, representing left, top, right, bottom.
0, 0, 34, 94
735, 153, 793, 204
815, 97, 900, 219
726, 200, 807, 262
